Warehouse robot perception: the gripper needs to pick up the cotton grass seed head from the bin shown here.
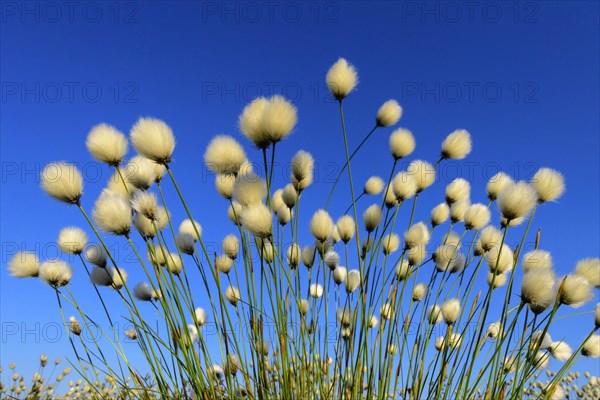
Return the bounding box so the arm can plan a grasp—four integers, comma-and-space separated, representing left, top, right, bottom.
333, 266, 347, 285
412, 283, 427, 301
486, 172, 514, 201
445, 178, 470, 205
486, 322, 503, 340
404, 222, 430, 249
364, 176, 384, 195
179, 219, 202, 241
164, 253, 183, 275
215, 254, 234, 274
39, 260, 73, 288
582, 335, 600, 358
594, 303, 600, 327
85, 244, 106, 267
310, 209, 334, 242
464, 203, 490, 230
222, 234, 239, 259
376, 99, 402, 127
497, 181, 538, 222
93, 190, 132, 236
408, 160, 435, 192
441, 298, 461, 325
287, 244, 301, 269
41, 162, 83, 204
522, 250, 553, 273
133, 282, 154, 301
309, 283, 324, 298
431, 203, 449, 227
389, 128, 415, 160
382, 233, 400, 255
521, 269, 556, 314
336, 215, 355, 244
433, 244, 464, 273
345, 270, 361, 293
396, 260, 410, 280
558, 274, 593, 308
277, 204, 292, 225
324, 250, 339, 270
478, 226, 503, 253
57, 227, 88, 255
130, 117, 175, 164
225, 286, 241, 306
392, 172, 417, 202
574, 258, 600, 288
486, 244, 513, 274
549, 341, 573, 361
291, 150, 314, 191
238, 96, 297, 148
8, 251, 39, 278
301, 245, 316, 269
427, 305, 443, 324
233, 173, 266, 207
326, 58, 358, 100
241, 204, 272, 238
86, 123, 128, 166
204, 135, 247, 175
131, 191, 158, 220
282, 183, 297, 208
195, 307, 208, 326
487, 272, 508, 288
441, 129, 472, 160
126, 156, 165, 188
363, 204, 382, 232
530, 168, 565, 203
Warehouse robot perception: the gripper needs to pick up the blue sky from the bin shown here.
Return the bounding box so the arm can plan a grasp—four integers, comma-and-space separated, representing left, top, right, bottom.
1, 0, 599, 387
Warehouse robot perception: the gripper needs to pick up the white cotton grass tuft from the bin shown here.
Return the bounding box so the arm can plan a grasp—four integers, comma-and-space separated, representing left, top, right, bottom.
257, 239, 274, 262
204, 135, 247, 175
40, 162, 83, 204
39, 260, 73, 288
558, 274, 593, 308
216, 254, 234, 274
445, 178, 470, 205
179, 219, 202, 241
396, 260, 410, 280
324, 251, 339, 269
177, 233, 195, 255
486, 322, 503, 340
134, 206, 168, 238
412, 283, 427, 301
522, 250, 553, 273
85, 244, 107, 267
581, 335, 600, 358
408, 160, 435, 192
463, 203, 491, 230
133, 282, 154, 301
363, 204, 382, 232
574, 258, 600, 288
383, 184, 398, 209
440, 298, 461, 325
290, 150, 314, 191
130, 117, 175, 164
441, 129, 472, 160
521, 269, 556, 314
392, 172, 417, 201
345, 270, 361, 293
215, 174, 235, 199
227, 201, 243, 226
281, 183, 297, 208
309, 283, 324, 298
380, 303, 393, 320
92, 190, 132, 236
107, 169, 137, 199
222, 234, 239, 259
336, 215, 355, 243
233, 173, 267, 207
57, 227, 88, 255
497, 181, 538, 222
433, 244, 464, 273
595, 303, 600, 327
310, 209, 334, 242
86, 123, 128, 166
125, 156, 166, 188
287, 243, 301, 269
241, 204, 272, 238
301, 245, 316, 269
376, 100, 402, 127
431, 203, 450, 227
404, 222, 430, 249
270, 188, 284, 211
488, 272, 508, 288
548, 341, 573, 361
195, 307, 208, 326
500, 215, 525, 228
382, 234, 400, 255
364, 176, 384, 195
131, 191, 158, 220
486, 172, 514, 201
530, 168, 565, 203
332, 266, 347, 285
478, 226, 503, 253
427, 305, 443, 324
407, 245, 428, 266
225, 286, 241, 306
486, 244, 513, 273
238, 96, 297, 148
8, 251, 39, 278
326, 58, 358, 100
389, 128, 415, 160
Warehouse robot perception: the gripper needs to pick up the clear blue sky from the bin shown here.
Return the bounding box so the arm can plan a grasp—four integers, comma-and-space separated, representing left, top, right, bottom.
1, 0, 599, 385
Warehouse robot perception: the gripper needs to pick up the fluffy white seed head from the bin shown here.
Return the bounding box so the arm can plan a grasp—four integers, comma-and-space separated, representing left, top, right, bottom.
277, 204, 292, 226
324, 250, 339, 270
487, 272, 508, 288
333, 266, 347, 285
130, 117, 175, 164
364, 176, 384, 195
558, 274, 593, 308
241, 204, 272, 238
131, 191, 158, 220
376, 100, 402, 127
396, 260, 410, 280
486, 322, 503, 340
291, 150, 314, 191
574, 258, 600, 288
310, 209, 334, 242
91, 266, 113, 286
225, 286, 241, 306
216, 254, 234, 274
195, 308, 208, 326
281, 183, 297, 208
125, 156, 165, 188
39, 260, 73, 288
530, 168, 565, 203
389, 128, 415, 160
287, 243, 301, 269
93, 190, 132, 236
215, 174, 235, 199
549, 341, 573, 361
595, 303, 600, 327
41, 162, 83, 204
486, 172, 514, 201
412, 283, 427, 301
345, 270, 361, 293
309, 283, 324, 298
227, 202, 242, 226
222, 234, 239, 259
497, 181, 538, 221
427, 305, 443, 324
582, 335, 600, 358
521, 269, 556, 314
179, 219, 202, 241
404, 222, 430, 249
433, 244, 464, 273
107, 169, 137, 199
363, 204, 382, 232
445, 178, 470, 205
233, 173, 267, 207
441, 129, 472, 160
383, 184, 398, 209
8, 251, 39, 278
392, 172, 417, 201
134, 282, 154, 301
86, 123, 128, 165
408, 160, 435, 192
380, 303, 393, 320
407, 245, 428, 266
164, 253, 183, 275
238, 96, 297, 148
58, 227, 88, 255
301, 245, 316, 269
204, 135, 247, 175
85, 244, 107, 267
431, 203, 449, 227
257, 238, 274, 263
522, 250, 553, 273
479, 226, 503, 253
336, 215, 355, 244
270, 188, 284, 212
382, 234, 400, 255
486, 244, 514, 273
441, 299, 461, 325
464, 203, 491, 230
326, 58, 358, 100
